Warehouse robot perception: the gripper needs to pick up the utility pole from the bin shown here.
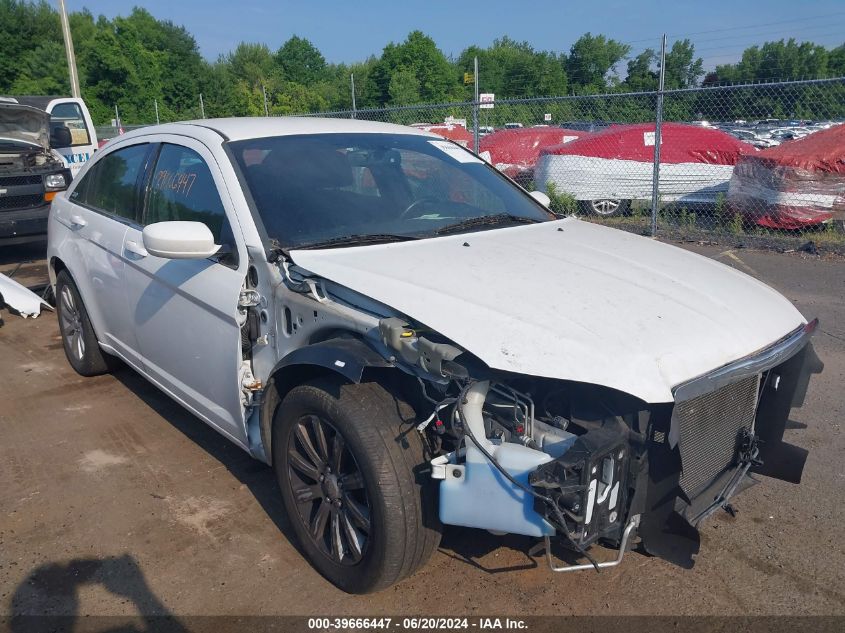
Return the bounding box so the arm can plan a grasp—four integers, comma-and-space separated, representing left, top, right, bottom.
350, 73, 357, 119
57, 0, 81, 98
473, 57, 479, 154
262, 84, 269, 117
199, 93, 206, 119
650, 34, 666, 237
154, 98, 160, 124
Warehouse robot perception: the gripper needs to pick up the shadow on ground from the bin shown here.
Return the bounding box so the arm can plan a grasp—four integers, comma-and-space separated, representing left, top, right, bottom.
8, 554, 187, 632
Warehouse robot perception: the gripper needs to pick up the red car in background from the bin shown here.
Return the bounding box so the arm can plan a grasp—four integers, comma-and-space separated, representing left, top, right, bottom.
728, 123, 845, 229
478, 127, 584, 186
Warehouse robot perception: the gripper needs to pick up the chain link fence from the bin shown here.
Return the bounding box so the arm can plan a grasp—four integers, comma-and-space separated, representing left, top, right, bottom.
294, 77, 845, 253
94, 123, 149, 141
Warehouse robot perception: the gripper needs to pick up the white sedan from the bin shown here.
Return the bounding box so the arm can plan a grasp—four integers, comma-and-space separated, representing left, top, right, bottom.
48, 118, 821, 593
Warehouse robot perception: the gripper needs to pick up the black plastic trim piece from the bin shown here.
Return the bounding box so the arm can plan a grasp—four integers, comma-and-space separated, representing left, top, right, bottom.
270, 336, 393, 385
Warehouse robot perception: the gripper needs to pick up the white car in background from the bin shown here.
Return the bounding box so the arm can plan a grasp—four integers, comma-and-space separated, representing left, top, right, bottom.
535, 122, 757, 216
47, 117, 822, 593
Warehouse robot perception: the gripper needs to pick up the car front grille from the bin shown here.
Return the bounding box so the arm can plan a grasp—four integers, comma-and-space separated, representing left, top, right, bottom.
673, 374, 761, 499
0, 174, 42, 187
0, 193, 44, 211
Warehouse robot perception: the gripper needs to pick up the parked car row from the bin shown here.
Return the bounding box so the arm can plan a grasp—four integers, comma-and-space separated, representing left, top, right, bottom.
719, 119, 839, 149
419, 117, 843, 230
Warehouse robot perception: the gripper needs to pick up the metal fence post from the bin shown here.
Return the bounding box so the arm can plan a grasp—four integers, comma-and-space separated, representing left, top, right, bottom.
473, 57, 479, 154
351, 73, 357, 119
650, 34, 666, 237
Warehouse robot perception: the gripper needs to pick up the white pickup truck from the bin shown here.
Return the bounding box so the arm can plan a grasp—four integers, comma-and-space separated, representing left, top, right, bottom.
0, 96, 97, 243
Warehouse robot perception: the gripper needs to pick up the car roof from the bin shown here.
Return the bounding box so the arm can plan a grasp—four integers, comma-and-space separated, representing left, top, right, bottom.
120, 117, 440, 143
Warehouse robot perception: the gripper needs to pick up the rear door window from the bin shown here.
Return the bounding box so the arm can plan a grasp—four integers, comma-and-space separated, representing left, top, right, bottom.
70, 143, 150, 222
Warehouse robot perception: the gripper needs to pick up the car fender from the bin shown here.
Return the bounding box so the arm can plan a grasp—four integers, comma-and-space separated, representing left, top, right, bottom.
258, 336, 393, 464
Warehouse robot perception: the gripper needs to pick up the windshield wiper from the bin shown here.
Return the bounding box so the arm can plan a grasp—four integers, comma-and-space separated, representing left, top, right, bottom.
435, 213, 542, 235
294, 233, 420, 250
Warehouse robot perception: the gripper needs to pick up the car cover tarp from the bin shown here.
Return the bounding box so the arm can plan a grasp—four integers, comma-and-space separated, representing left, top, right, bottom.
413, 124, 474, 148
478, 127, 583, 181
534, 123, 755, 202
727, 123, 845, 229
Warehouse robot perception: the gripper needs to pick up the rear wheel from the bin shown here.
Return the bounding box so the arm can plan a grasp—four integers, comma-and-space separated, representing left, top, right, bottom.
580, 198, 631, 217
55, 270, 114, 376
273, 377, 441, 593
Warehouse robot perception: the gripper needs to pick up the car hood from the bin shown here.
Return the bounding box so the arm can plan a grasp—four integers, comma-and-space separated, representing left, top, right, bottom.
290, 218, 805, 403
0, 103, 50, 150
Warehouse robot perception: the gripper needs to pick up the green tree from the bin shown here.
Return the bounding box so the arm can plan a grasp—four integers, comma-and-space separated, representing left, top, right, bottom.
712, 39, 830, 83
10, 41, 69, 95
0, 0, 61, 91
223, 42, 282, 115
625, 48, 658, 91
82, 18, 166, 124
276, 36, 327, 85
566, 33, 630, 90
388, 68, 421, 105
2, 1, 843, 125
202, 60, 241, 117
365, 31, 457, 106
830, 44, 845, 76
664, 39, 704, 89
456, 37, 567, 99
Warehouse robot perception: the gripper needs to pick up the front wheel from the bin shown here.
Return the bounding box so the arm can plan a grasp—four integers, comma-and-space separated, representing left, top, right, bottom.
579, 198, 631, 217
273, 377, 441, 593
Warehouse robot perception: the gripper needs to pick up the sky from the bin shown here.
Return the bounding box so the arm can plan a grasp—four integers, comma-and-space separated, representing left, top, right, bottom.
69, 0, 845, 70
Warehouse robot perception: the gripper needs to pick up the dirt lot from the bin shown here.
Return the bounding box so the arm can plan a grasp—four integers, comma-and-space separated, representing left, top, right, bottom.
1, 242, 844, 618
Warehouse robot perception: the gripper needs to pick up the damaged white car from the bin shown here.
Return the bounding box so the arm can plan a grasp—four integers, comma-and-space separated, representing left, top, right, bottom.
47, 118, 823, 593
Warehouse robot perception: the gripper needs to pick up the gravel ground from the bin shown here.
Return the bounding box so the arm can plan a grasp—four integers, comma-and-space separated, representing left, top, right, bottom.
1, 242, 843, 618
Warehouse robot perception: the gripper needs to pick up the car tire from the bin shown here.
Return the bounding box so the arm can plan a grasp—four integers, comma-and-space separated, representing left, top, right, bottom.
273, 376, 441, 594
580, 198, 631, 217
55, 270, 114, 376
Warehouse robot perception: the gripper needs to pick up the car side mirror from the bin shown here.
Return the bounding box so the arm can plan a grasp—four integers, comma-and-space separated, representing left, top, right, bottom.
529, 190, 551, 207
142, 221, 221, 259
50, 125, 73, 148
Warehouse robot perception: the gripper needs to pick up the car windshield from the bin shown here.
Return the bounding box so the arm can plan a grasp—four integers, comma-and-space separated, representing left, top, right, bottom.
227, 132, 551, 249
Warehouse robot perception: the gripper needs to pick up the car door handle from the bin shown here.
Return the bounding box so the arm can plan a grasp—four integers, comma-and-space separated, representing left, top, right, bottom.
69, 214, 88, 228
125, 240, 148, 257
